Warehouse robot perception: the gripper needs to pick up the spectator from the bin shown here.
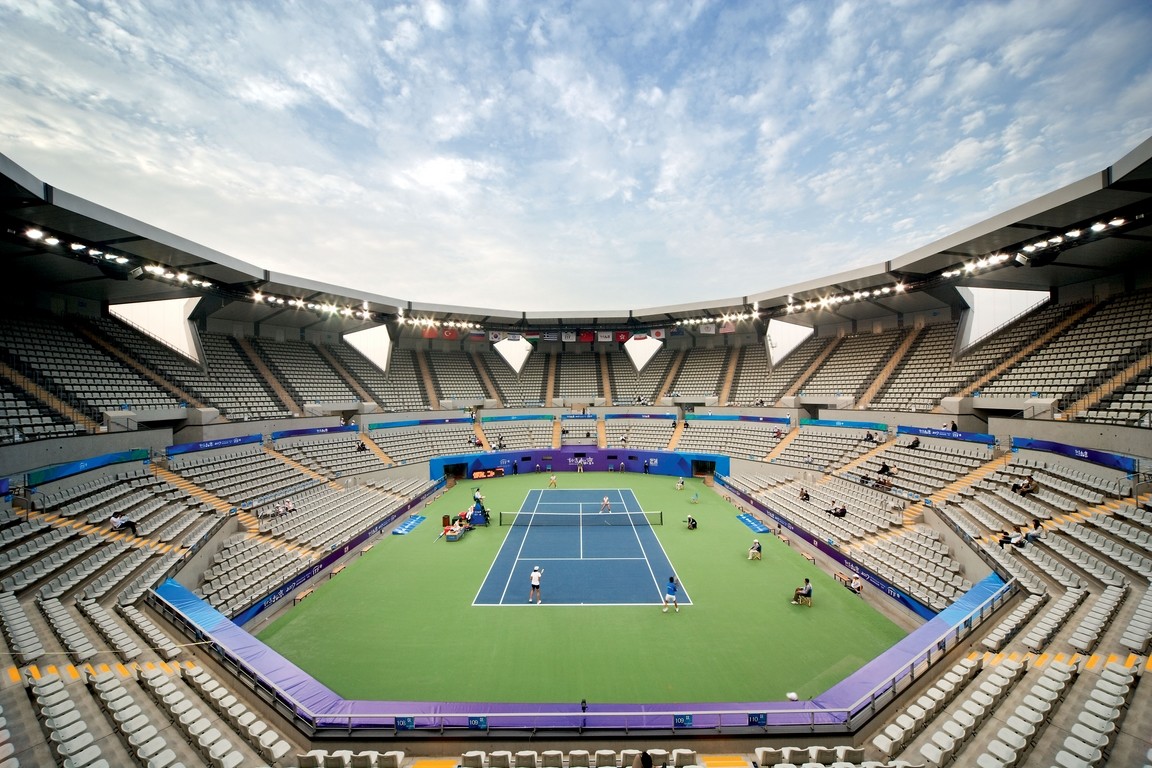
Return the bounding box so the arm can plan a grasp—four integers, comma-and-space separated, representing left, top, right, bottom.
1012, 476, 1037, 496
864, 431, 875, 442
909, 437, 921, 449
356, 440, 367, 452
1024, 518, 1045, 543
878, 461, 893, 476
109, 512, 138, 537
799, 487, 810, 502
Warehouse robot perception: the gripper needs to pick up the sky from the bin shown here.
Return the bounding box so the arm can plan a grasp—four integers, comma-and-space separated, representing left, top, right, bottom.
1, 0, 1150, 314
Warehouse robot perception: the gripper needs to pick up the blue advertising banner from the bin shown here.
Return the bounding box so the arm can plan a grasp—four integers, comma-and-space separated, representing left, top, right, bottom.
1011, 437, 1137, 474
481, 414, 554, 423
560, 413, 597, 420
270, 424, 358, 441
897, 425, 996, 445
367, 417, 473, 430
800, 418, 888, 431
427, 448, 729, 481
687, 414, 789, 424
604, 413, 677, 420
167, 434, 263, 457
26, 449, 151, 486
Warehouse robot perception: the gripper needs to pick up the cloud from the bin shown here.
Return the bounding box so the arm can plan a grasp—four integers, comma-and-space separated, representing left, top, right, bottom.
0, 0, 1149, 311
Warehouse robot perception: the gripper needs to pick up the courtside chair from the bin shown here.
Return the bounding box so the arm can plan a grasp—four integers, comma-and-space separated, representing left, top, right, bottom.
670, 749, 697, 767
489, 750, 513, 768
515, 750, 540, 768
567, 749, 591, 768
618, 749, 641, 768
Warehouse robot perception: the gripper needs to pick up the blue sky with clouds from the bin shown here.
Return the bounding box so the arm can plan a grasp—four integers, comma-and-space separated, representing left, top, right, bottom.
1, 0, 1149, 312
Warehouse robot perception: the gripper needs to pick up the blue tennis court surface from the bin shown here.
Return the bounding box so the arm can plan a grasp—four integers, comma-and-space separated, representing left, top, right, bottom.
474, 489, 687, 606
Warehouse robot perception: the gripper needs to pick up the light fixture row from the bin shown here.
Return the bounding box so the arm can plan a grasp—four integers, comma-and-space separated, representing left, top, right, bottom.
675, 312, 754, 326
250, 292, 372, 319
25, 227, 214, 288
399, 317, 483, 328
784, 283, 906, 313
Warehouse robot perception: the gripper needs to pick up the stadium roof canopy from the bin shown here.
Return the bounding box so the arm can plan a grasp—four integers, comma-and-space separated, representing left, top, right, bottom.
3, 137, 1151, 334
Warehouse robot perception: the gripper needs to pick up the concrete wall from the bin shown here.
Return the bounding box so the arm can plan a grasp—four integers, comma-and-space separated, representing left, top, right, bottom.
0, 429, 172, 482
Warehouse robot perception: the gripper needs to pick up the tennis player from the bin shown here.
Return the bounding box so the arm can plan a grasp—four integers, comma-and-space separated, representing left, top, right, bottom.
600, 496, 611, 513
548, 473, 557, 488
529, 566, 544, 604
662, 576, 679, 613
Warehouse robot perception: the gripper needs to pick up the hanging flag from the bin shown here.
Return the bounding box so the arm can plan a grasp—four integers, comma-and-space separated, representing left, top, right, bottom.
506, 332, 522, 341
577, 330, 595, 343
615, 330, 631, 343
468, 330, 487, 342
597, 330, 613, 342
523, 331, 540, 345
651, 328, 666, 339
562, 331, 577, 343
542, 331, 559, 342
422, 326, 440, 339
699, 323, 717, 335
441, 327, 459, 341
669, 326, 686, 337
632, 334, 649, 341
719, 320, 736, 334
489, 330, 504, 342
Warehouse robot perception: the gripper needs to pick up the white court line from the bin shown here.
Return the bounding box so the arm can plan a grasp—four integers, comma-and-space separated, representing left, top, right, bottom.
497, 488, 543, 603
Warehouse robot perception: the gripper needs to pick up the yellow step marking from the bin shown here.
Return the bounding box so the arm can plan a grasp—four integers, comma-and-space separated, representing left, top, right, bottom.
700, 756, 749, 767
6, 667, 20, 683
410, 760, 457, 768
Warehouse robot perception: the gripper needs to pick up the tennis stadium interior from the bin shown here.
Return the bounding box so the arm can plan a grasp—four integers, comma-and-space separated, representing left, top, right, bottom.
1, 136, 1152, 768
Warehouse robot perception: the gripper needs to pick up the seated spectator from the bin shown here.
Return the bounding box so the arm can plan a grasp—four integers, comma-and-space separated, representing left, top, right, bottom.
864, 431, 875, 443
283, 498, 295, 513
791, 578, 813, 604
109, 512, 138, 537
998, 529, 1025, 549
798, 487, 810, 502
878, 461, 893, 476
748, 539, 762, 560
686, 514, 697, 530
832, 504, 847, 518
356, 440, 367, 452
1013, 476, 1038, 496
1024, 518, 1045, 543
908, 437, 921, 449
848, 575, 863, 594
876, 476, 893, 490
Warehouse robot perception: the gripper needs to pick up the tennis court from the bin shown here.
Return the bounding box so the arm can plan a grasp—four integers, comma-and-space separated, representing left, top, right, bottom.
474, 488, 685, 606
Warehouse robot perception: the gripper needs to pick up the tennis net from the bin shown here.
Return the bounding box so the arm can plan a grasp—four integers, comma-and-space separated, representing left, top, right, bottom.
498, 510, 663, 527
